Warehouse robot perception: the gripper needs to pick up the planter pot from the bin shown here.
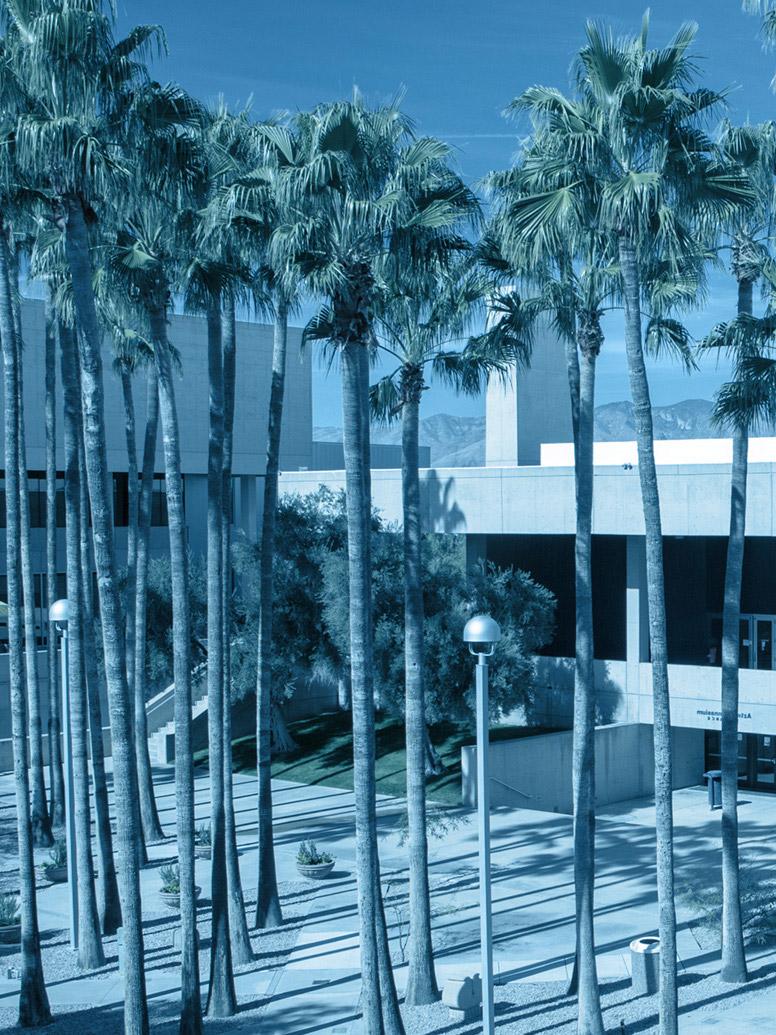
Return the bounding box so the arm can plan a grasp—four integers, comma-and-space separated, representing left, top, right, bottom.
159, 886, 201, 911
0, 923, 21, 946
297, 861, 335, 880
44, 865, 68, 884
194, 845, 212, 861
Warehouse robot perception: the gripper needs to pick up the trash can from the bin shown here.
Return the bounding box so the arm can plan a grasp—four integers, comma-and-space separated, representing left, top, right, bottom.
704, 769, 722, 810
630, 936, 660, 994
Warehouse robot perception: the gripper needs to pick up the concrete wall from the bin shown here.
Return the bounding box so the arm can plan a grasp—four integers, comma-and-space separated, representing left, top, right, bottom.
485, 318, 573, 467
461, 722, 705, 814
279, 460, 776, 538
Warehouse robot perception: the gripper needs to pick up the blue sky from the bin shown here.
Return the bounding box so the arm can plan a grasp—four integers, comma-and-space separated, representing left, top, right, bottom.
117, 1, 776, 426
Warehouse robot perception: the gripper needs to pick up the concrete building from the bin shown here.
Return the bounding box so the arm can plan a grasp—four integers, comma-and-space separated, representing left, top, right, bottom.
280, 325, 776, 807
0, 296, 313, 765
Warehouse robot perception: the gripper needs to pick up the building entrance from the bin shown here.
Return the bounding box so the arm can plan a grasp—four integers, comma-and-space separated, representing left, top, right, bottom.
705, 730, 776, 791
708, 613, 776, 670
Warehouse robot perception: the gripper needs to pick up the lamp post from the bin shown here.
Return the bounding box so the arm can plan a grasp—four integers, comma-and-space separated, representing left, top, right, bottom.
463, 613, 501, 1035
50, 598, 78, 950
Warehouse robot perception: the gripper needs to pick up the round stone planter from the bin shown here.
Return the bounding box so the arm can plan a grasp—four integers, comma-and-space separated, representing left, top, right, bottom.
296, 861, 335, 880
194, 845, 212, 861
159, 886, 201, 911
0, 923, 21, 946
44, 864, 68, 884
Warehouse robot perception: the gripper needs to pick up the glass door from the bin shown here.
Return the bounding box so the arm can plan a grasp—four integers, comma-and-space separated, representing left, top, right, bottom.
753, 734, 776, 790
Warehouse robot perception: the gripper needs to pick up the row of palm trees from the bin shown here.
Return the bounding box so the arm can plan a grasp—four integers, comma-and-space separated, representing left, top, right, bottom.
5, 4, 776, 1035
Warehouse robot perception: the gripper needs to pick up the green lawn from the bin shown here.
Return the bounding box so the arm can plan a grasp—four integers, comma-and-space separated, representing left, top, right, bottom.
221, 711, 559, 806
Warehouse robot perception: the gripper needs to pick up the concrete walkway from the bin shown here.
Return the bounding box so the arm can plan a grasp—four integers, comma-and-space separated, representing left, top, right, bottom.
2, 766, 776, 1032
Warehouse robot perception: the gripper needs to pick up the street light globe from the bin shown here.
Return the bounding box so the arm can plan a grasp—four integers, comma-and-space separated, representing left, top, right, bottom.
463, 613, 501, 656
49, 598, 70, 627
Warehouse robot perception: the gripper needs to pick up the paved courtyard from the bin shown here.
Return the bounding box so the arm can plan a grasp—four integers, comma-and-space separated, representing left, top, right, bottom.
1, 763, 776, 1033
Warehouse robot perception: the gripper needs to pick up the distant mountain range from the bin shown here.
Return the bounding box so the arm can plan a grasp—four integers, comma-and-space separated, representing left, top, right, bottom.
315, 399, 774, 468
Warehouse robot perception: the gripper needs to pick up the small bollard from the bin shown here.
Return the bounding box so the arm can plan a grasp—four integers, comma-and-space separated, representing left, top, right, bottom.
630, 936, 660, 994
442, 974, 482, 1022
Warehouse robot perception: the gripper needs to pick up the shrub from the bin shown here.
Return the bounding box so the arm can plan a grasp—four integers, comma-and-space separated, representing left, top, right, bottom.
685, 858, 776, 946
0, 893, 19, 927
48, 837, 66, 868
159, 863, 180, 894
297, 840, 333, 866
195, 823, 211, 846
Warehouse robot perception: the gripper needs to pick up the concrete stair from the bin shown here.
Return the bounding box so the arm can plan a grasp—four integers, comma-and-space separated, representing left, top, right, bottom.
146, 662, 208, 765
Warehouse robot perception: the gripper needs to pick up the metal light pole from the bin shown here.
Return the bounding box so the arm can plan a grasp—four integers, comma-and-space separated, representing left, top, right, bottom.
50, 598, 78, 950
463, 613, 501, 1035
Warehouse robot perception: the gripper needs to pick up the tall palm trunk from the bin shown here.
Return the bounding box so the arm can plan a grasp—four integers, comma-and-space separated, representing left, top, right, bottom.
221, 301, 253, 963
134, 366, 165, 843
63, 196, 148, 1035
205, 300, 236, 1018
118, 366, 149, 869
0, 223, 50, 1028
60, 319, 105, 969
11, 251, 53, 848
120, 367, 138, 727
358, 339, 403, 1035
45, 294, 65, 828
719, 274, 752, 984
149, 301, 203, 1035
75, 410, 122, 937
400, 367, 439, 1006
619, 237, 677, 1035
572, 330, 604, 1034
341, 339, 404, 1034
255, 300, 287, 930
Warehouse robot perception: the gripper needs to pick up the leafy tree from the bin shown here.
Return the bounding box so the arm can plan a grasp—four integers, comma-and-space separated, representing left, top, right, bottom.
321, 528, 555, 726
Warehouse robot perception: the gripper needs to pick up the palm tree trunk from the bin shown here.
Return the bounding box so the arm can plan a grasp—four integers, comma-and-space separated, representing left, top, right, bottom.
255, 301, 287, 929
149, 301, 203, 1035
342, 339, 405, 1034
205, 299, 236, 1018
117, 366, 149, 869
0, 222, 51, 1028
75, 410, 122, 937
60, 318, 105, 969
63, 196, 148, 1035
572, 338, 604, 1033
45, 294, 65, 828
10, 249, 53, 848
134, 366, 165, 843
121, 368, 138, 723
619, 237, 678, 1035
221, 300, 253, 963
719, 276, 752, 984
400, 370, 438, 1006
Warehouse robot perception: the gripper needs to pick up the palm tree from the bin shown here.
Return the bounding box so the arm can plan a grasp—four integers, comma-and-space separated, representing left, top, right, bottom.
8, 6, 167, 1028
289, 98, 473, 1034
220, 295, 254, 964
484, 114, 622, 1032
203, 123, 290, 931
0, 220, 50, 1027
497, 20, 751, 1033
204, 289, 236, 1018
371, 260, 514, 1007
75, 389, 123, 936
44, 288, 65, 828
59, 318, 105, 969
9, 237, 53, 848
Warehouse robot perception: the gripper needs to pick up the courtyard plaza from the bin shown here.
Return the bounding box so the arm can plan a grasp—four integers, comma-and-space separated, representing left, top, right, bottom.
0, 764, 774, 1033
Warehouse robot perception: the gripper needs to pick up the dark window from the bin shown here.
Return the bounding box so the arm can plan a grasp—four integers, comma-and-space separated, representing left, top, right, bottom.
151, 475, 169, 527
113, 473, 129, 527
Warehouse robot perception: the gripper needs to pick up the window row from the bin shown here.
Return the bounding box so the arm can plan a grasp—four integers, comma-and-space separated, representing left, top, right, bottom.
0, 472, 171, 528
